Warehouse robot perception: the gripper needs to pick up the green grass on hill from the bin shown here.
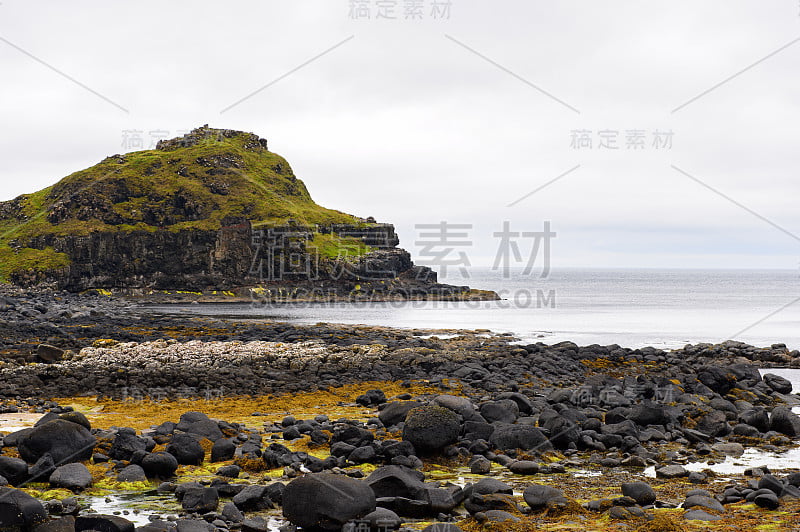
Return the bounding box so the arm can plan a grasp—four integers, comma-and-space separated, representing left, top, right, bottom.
0, 245, 70, 282
309, 233, 373, 260
0, 127, 371, 282
1, 127, 359, 241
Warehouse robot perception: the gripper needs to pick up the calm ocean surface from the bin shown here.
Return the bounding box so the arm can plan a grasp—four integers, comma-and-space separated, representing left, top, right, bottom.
152, 268, 800, 351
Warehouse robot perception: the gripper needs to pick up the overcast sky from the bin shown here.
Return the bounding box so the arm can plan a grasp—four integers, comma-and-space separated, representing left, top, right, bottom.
1, 1, 798, 270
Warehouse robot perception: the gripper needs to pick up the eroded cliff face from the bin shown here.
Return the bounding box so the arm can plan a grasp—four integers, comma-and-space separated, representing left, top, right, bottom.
0, 126, 492, 299
8, 218, 467, 298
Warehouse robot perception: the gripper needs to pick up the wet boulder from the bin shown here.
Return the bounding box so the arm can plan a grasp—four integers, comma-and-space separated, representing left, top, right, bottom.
283, 473, 376, 530
489, 423, 552, 452
695, 410, 730, 437
117, 465, 147, 483
49, 463, 93, 491
509, 460, 539, 475
232, 485, 273, 511
495, 392, 534, 415
215, 464, 240, 478
697, 367, 736, 395
176, 412, 211, 428
683, 494, 725, 513
621, 481, 655, 506
211, 439, 236, 462
221, 502, 244, 523
763, 374, 792, 395
174, 519, 214, 532
35, 515, 76, 532
600, 419, 639, 439
728, 363, 762, 386
757, 474, 785, 495
739, 407, 770, 433
181, 486, 219, 514
183, 420, 224, 442
2, 428, 33, 449
361, 508, 401, 530
28, 454, 57, 486
479, 400, 519, 424
378, 401, 423, 428
464, 421, 494, 442
366, 465, 426, 500
141, 452, 179, 478
356, 389, 387, 407
732, 423, 761, 437
523, 484, 566, 512
769, 406, 800, 437
36, 344, 64, 363
75, 514, 135, 532
629, 401, 675, 427
470, 456, 492, 474
540, 414, 580, 449
166, 434, 205, 465
0, 487, 48, 530
59, 411, 91, 431
754, 491, 780, 510
18, 419, 96, 465
656, 465, 688, 479
240, 517, 268, 532
463, 493, 518, 515
0, 456, 28, 486
108, 429, 147, 461
331, 425, 374, 448
470, 478, 513, 496
433, 395, 480, 420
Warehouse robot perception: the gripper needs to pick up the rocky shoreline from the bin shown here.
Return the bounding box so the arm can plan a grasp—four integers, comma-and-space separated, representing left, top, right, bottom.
1, 288, 800, 530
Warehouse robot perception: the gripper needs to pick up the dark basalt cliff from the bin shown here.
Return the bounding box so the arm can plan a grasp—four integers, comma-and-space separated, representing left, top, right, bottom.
0, 126, 495, 300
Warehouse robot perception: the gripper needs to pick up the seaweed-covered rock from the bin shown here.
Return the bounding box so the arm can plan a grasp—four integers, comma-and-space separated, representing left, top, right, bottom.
402, 405, 460, 453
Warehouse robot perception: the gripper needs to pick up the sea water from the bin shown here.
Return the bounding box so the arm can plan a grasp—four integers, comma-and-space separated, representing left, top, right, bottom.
152, 268, 800, 350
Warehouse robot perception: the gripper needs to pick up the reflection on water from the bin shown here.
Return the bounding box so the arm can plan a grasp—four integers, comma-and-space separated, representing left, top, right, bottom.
78, 491, 179, 527
78, 490, 285, 530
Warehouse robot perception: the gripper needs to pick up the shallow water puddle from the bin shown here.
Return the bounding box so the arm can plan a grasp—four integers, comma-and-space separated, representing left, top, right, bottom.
78, 490, 291, 530
644, 446, 800, 477
78, 491, 177, 527
0, 412, 43, 432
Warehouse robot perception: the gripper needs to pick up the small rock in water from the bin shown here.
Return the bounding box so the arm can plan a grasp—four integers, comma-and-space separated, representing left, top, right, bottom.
655, 465, 688, 479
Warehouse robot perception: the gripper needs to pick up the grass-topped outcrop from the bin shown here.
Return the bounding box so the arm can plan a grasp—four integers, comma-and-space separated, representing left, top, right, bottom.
0, 125, 357, 240
0, 126, 495, 300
